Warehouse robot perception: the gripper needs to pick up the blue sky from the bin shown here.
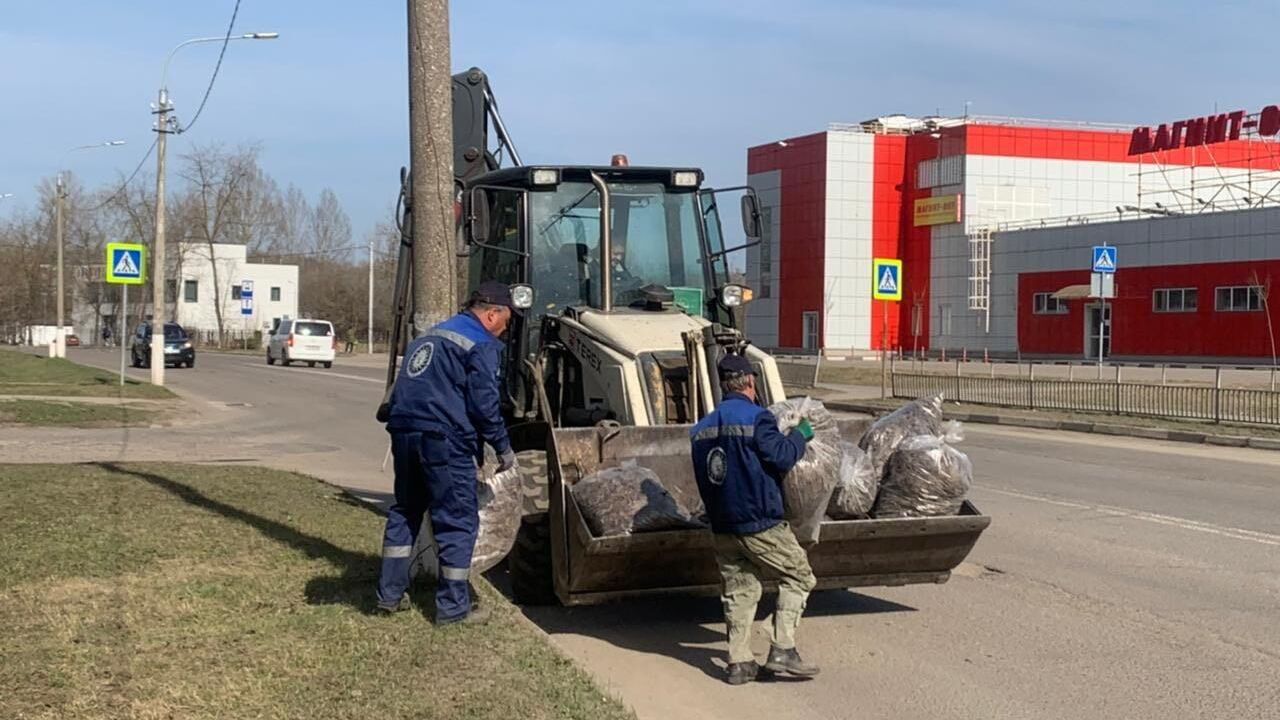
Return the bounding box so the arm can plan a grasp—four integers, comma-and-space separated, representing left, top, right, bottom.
2, 0, 1277, 244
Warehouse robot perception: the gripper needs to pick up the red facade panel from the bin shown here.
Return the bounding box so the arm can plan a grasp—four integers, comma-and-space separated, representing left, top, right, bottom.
1019, 261, 1280, 358
963, 125, 1280, 170
747, 133, 828, 347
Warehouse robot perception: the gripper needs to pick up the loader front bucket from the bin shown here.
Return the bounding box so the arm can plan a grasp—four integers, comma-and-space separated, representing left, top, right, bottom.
514, 419, 990, 606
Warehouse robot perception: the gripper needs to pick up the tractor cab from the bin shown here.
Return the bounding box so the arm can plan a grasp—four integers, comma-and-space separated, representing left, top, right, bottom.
462, 164, 764, 425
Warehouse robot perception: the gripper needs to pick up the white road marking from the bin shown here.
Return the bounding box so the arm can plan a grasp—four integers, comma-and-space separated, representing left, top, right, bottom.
983, 486, 1280, 547
239, 362, 383, 385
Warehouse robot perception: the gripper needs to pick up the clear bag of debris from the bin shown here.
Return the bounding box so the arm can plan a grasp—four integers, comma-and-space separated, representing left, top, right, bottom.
872, 425, 972, 518
858, 393, 945, 485
770, 397, 842, 545
571, 463, 706, 537
471, 452, 525, 573
826, 441, 879, 519
411, 448, 524, 579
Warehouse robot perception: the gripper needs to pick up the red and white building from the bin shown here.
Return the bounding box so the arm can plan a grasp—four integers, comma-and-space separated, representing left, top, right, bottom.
745, 110, 1280, 362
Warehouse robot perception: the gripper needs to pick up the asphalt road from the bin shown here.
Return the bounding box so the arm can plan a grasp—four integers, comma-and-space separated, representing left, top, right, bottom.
16, 347, 1280, 720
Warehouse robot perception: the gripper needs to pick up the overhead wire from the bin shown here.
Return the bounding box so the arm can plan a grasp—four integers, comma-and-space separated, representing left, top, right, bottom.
178, 0, 242, 135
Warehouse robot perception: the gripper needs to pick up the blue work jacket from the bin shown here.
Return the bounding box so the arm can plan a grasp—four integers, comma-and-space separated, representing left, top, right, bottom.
689, 391, 807, 535
386, 312, 512, 459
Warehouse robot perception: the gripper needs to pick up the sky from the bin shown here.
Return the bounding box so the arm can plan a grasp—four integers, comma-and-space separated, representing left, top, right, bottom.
3, 0, 1279, 246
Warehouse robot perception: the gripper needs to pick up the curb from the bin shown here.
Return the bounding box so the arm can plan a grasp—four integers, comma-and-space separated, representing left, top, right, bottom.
824, 400, 1280, 451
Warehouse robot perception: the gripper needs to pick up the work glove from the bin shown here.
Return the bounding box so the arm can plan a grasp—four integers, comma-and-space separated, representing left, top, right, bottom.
497, 449, 517, 473
795, 418, 815, 441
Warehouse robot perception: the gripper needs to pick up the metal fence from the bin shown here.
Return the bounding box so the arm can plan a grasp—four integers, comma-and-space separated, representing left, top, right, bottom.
892, 371, 1280, 426
773, 353, 822, 388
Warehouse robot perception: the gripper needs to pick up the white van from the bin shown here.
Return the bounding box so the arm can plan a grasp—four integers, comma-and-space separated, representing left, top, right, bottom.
266, 318, 336, 368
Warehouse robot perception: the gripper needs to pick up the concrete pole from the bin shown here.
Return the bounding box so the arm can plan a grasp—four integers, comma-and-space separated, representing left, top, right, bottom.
367, 237, 374, 354
151, 89, 170, 385
54, 176, 66, 358
407, 0, 456, 335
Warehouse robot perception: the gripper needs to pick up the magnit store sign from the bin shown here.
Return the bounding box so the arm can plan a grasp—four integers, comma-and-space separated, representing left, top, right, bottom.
1128, 105, 1280, 155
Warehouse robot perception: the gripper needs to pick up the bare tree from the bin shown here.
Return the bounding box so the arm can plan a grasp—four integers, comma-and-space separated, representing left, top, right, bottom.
180, 144, 263, 346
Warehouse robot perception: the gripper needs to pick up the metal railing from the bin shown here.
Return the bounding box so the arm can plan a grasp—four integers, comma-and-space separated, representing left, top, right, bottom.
891, 371, 1280, 426
773, 353, 822, 388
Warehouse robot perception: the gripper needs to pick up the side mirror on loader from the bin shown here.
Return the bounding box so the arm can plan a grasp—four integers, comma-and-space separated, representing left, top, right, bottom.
740, 193, 762, 240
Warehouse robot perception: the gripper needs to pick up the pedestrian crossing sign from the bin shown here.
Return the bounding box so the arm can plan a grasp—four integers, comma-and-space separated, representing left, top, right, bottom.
872, 258, 903, 301
106, 242, 146, 285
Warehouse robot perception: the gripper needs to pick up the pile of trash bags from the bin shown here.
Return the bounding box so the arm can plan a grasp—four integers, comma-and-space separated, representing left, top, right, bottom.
857, 393, 973, 520
571, 463, 706, 537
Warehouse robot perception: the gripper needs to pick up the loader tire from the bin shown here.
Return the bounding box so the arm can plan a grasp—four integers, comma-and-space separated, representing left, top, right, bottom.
516, 449, 550, 514
509, 514, 555, 605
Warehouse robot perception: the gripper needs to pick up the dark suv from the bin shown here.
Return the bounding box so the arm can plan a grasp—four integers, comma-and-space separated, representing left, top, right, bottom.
131, 323, 195, 368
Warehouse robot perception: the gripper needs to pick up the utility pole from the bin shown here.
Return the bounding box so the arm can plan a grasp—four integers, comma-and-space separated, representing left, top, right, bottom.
53, 141, 125, 358
54, 176, 66, 358
367, 237, 374, 354
149, 32, 278, 387
151, 88, 172, 385
407, 0, 456, 334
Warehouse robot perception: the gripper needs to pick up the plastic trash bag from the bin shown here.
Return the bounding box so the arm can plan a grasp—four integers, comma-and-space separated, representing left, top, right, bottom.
826, 441, 879, 519
471, 457, 525, 574
770, 397, 841, 545
571, 463, 706, 537
872, 426, 972, 518
858, 393, 945, 486
410, 448, 525, 579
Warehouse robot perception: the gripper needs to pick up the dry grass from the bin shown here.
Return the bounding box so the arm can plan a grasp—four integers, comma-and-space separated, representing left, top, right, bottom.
0, 349, 172, 399
0, 399, 163, 427
0, 464, 633, 720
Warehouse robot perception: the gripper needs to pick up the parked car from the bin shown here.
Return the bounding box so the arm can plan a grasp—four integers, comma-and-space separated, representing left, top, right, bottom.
266, 318, 335, 368
64, 334, 80, 347
131, 323, 195, 368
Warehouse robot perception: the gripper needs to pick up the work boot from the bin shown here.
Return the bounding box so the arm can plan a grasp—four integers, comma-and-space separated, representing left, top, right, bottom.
436, 603, 492, 627
375, 593, 411, 615
764, 646, 820, 677
725, 660, 760, 686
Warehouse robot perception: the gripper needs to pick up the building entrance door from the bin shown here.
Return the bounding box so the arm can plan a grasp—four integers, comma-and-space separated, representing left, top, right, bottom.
1084, 303, 1111, 360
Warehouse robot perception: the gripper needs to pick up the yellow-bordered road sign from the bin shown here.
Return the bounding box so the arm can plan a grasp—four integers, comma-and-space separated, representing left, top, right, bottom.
872, 258, 902, 301
106, 242, 146, 285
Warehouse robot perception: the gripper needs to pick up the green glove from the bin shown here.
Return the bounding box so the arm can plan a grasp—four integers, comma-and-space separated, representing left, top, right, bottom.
795, 418, 814, 441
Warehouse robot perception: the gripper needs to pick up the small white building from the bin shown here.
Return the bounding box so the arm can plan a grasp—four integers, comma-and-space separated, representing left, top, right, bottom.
174, 242, 298, 340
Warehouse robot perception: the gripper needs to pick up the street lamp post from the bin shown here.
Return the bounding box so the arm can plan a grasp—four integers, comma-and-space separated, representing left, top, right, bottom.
150, 32, 278, 386
55, 140, 126, 358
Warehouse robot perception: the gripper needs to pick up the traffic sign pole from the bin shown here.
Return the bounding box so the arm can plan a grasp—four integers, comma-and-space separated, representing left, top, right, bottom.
120, 285, 127, 386
105, 242, 146, 386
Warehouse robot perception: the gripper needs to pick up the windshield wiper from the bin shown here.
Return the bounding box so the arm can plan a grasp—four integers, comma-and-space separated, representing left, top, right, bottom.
539, 188, 597, 237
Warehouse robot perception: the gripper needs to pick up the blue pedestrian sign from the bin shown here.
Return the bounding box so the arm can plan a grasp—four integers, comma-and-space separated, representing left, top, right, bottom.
872, 258, 903, 301
1092, 245, 1117, 274
105, 242, 146, 285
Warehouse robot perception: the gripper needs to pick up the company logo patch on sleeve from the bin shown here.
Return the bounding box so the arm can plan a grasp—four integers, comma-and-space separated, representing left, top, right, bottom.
407, 342, 435, 378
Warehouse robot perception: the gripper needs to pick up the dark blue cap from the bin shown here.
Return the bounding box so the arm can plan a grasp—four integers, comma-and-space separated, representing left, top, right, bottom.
718, 354, 757, 379
471, 280, 523, 316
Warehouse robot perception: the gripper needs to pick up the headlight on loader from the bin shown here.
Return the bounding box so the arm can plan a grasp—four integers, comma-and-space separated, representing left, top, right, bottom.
721, 284, 753, 308
510, 284, 535, 309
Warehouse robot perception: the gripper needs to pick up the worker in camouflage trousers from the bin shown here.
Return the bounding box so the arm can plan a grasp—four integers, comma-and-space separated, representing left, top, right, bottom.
690, 354, 820, 685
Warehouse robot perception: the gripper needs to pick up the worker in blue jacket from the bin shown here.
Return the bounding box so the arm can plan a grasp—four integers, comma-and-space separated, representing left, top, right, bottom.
690, 354, 819, 684
377, 280, 519, 625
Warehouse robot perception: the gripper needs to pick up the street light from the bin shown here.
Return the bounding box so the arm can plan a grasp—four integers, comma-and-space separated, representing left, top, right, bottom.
53, 139, 127, 357
150, 31, 278, 386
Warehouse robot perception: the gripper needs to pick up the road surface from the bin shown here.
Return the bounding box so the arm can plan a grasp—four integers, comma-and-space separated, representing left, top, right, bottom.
7, 347, 1277, 719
